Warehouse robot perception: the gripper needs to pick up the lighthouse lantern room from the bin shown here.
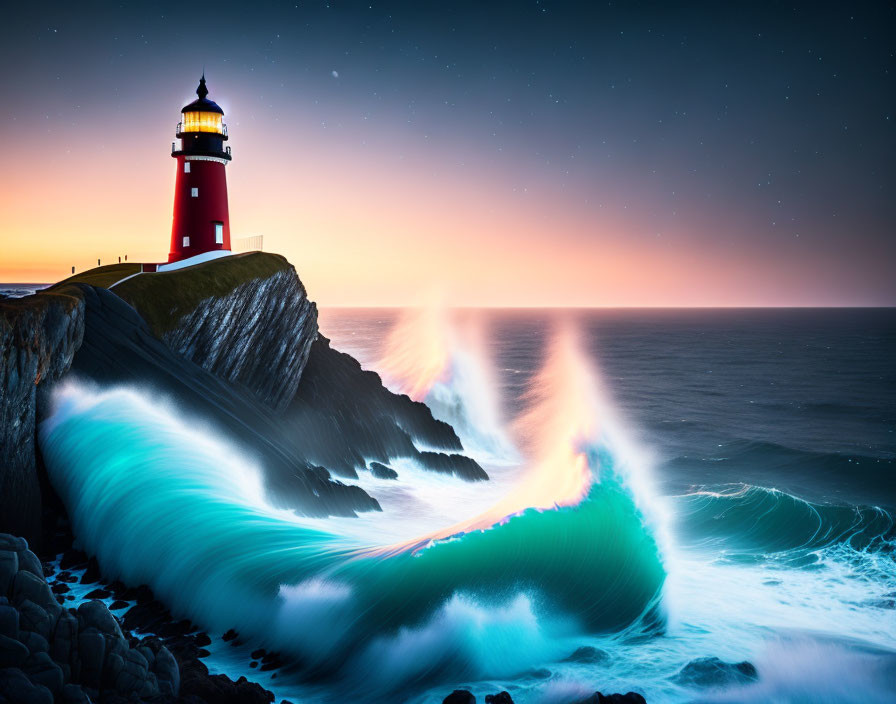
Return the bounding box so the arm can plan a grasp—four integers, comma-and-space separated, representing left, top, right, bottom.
169, 75, 232, 264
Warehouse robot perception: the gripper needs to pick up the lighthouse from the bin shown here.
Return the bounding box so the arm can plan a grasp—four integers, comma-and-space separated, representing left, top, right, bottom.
168, 75, 232, 264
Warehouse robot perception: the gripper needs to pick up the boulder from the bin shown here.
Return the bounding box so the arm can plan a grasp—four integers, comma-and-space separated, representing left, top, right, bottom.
578, 693, 646, 704
60, 683, 91, 703
485, 693, 514, 704
368, 461, 398, 479
152, 645, 179, 696
0, 538, 27, 553
10, 572, 55, 612
15, 601, 49, 641
121, 648, 153, 695
18, 631, 48, 655
0, 606, 17, 639
21, 652, 64, 698
676, 656, 757, 688
77, 600, 123, 640
0, 666, 54, 704
0, 552, 17, 596
49, 611, 77, 665
443, 690, 476, 704
562, 645, 610, 664
14, 552, 43, 580
76, 628, 105, 687
0, 635, 28, 668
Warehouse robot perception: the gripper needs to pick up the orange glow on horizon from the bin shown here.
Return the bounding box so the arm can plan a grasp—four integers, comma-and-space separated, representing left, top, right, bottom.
1, 90, 891, 307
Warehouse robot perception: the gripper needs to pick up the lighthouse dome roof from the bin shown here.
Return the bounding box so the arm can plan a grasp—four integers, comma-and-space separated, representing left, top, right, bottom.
181, 75, 224, 115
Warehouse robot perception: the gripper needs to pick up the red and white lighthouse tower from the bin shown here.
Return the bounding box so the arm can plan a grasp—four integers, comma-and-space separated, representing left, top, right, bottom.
169, 75, 232, 263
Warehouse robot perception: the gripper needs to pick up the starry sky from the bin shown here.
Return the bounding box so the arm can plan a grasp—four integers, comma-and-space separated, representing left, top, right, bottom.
1, 1, 893, 306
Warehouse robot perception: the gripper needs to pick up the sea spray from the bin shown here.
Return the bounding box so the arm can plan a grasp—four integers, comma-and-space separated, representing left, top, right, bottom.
39, 324, 668, 696
378, 305, 515, 458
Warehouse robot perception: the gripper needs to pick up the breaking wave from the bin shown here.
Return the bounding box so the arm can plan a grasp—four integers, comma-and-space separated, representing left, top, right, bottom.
38, 322, 667, 697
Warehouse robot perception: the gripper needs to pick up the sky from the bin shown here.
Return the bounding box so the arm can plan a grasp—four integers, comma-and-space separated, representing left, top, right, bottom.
0, 1, 893, 306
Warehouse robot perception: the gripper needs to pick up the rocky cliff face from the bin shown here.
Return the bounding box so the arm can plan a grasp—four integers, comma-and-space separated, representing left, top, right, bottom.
113, 253, 316, 411
0, 291, 84, 547
161, 268, 316, 411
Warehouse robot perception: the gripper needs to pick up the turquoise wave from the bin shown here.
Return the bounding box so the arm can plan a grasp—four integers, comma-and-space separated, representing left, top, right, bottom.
38, 382, 665, 688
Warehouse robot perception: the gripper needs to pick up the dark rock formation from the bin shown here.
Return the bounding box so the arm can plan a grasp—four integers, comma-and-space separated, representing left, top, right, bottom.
485, 692, 515, 704
0, 533, 178, 703
443, 690, 476, 704
290, 335, 486, 480
562, 645, 610, 664
676, 656, 758, 687
577, 693, 647, 704
0, 290, 84, 548
368, 461, 398, 479
114, 253, 316, 411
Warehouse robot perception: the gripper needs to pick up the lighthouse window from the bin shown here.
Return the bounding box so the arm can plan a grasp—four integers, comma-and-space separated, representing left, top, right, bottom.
183, 236, 190, 247
184, 162, 191, 173
215, 223, 224, 244
191, 187, 198, 197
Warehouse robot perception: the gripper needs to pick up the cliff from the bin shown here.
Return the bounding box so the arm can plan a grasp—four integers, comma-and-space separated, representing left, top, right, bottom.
112, 253, 316, 411
67, 284, 378, 517
2, 250, 484, 529
0, 290, 84, 547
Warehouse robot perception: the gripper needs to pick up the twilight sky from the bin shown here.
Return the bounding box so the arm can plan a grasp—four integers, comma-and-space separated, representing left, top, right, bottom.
1, 1, 893, 306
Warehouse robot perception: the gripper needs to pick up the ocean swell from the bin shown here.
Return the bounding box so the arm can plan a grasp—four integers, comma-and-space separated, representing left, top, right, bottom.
38, 363, 666, 693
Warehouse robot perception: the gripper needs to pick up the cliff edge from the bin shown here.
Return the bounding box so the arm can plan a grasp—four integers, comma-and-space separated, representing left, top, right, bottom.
0, 290, 84, 546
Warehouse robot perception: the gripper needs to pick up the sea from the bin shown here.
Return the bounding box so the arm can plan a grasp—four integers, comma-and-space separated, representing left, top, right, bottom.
33, 304, 896, 703
318, 307, 896, 703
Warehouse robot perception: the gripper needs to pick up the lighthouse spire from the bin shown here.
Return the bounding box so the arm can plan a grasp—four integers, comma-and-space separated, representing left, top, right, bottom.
197, 73, 208, 100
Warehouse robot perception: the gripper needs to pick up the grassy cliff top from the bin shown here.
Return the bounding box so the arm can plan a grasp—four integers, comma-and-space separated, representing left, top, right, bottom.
50, 263, 141, 290
113, 252, 294, 337
35, 252, 294, 337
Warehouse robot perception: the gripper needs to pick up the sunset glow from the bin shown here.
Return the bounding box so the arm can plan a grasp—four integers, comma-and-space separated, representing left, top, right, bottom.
1, 4, 892, 307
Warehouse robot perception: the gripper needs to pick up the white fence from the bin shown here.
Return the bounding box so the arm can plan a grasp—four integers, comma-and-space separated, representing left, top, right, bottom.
233, 235, 264, 253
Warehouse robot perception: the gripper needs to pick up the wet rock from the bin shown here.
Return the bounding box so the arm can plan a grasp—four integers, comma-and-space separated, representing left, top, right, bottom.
49, 611, 77, 665
676, 656, 758, 688
22, 651, 64, 697
108, 600, 129, 611
368, 461, 398, 479
0, 634, 29, 667
10, 571, 55, 613
0, 551, 17, 595
16, 600, 50, 641
152, 645, 179, 696
83, 588, 110, 600
443, 690, 476, 704
0, 537, 27, 553
194, 632, 212, 647
485, 692, 514, 704
59, 549, 88, 571
19, 630, 48, 654
60, 683, 91, 703
181, 671, 273, 703
0, 605, 18, 639
15, 551, 43, 580
563, 645, 610, 664
0, 667, 52, 703
222, 628, 239, 642
577, 693, 647, 704
79, 559, 101, 585
77, 628, 106, 687
77, 600, 123, 639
